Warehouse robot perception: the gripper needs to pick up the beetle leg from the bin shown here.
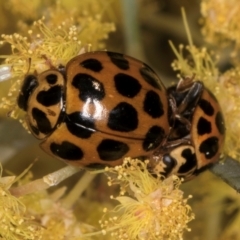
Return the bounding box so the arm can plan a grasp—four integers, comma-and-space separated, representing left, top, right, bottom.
176, 75, 196, 92
175, 114, 191, 127
177, 81, 203, 133
41, 54, 55, 68
41, 55, 66, 74
152, 137, 191, 158
168, 94, 191, 132
162, 137, 191, 150
176, 81, 204, 114
168, 78, 204, 130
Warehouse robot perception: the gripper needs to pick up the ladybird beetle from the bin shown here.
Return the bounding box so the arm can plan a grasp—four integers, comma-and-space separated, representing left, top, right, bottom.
17, 51, 172, 169
149, 78, 225, 180
17, 51, 225, 180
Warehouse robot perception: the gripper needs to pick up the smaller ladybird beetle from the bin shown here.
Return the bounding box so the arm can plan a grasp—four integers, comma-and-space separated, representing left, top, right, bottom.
17, 51, 225, 181
149, 77, 225, 180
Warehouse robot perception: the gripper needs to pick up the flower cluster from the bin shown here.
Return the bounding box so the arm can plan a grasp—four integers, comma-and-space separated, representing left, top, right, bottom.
201, 0, 240, 53
0, 0, 115, 126
0, 159, 194, 240
0, 167, 43, 239
100, 158, 194, 240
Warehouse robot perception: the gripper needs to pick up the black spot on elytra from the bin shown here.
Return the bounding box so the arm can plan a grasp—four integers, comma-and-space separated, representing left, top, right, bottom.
114, 73, 141, 98
107, 102, 138, 132
162, 154, 177, 176
142, 125, 165, 151
178, 148, 197, 173
66, 112, 95, 139
32, 108, 52, 134
199, 137, 219, 159
215, 111, 225, 135
139, 65, 162, 90
144, 90, 164, 118
80, 58, 103, 72
72, 73, 105, 102
46, 74, 58, 85
50, 141, 83, 160
18, 75, 38, 111
107, 52, 129, 70
37, 85, 63, 107
97, 139, 129, 161
198, 99, 214, 116
197, 117, 212, 135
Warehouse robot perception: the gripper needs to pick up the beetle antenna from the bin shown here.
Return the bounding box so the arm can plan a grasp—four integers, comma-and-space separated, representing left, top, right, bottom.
179, 73, 196, 81
41, 54, 56, 69
25, 58, 31, 76
177, 73, 196, 91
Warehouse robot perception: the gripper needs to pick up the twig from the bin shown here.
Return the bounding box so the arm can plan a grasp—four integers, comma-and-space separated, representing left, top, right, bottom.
10, 165, 81, 197
209, 156, 240, 193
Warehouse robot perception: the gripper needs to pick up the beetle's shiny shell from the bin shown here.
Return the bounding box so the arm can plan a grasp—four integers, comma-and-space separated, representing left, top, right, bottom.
26, 70, 65, 139
24, 51, 171, 168
150, 81, 225, 180
18, 51, 225, 180
191, 88, 225, 170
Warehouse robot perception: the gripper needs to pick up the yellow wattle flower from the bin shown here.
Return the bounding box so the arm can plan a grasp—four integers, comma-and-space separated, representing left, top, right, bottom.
100, 158, 194, 240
